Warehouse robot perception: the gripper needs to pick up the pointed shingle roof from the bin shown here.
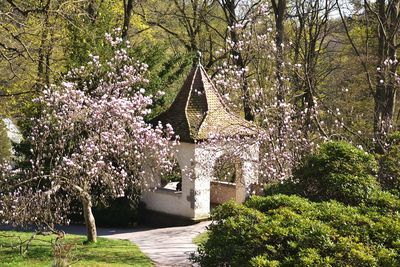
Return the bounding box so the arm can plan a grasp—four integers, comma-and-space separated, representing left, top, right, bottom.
151, 64, 256, 143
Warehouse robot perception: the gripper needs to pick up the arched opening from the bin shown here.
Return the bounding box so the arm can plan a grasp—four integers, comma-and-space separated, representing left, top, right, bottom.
160, 157, 183, 192
210, 154, 243, 208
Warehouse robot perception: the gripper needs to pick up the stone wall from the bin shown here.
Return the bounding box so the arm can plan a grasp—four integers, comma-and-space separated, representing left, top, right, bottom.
210, 181, 236, 204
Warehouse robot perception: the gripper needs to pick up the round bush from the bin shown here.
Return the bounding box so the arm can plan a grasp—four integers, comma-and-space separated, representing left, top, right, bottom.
293, 141, 379, 205
191, 195, 400, 267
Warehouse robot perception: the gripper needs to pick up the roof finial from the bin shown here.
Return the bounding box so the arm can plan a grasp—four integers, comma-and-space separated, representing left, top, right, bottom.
196, 50, 202, 66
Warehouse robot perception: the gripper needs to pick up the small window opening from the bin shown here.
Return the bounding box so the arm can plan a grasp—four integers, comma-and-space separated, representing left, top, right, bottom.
161, 158, 182, 191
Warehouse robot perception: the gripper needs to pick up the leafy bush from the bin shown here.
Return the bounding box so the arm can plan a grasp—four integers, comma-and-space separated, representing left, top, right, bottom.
0, 119, 11, 162
192, 202, 267, 266
263, 179, 299, 196
292, 141, 379, 205
193, 142, 400, 266
379, 132, 400, 196
92, 197, 139, 227
192, 195, 400, 267
365, 189, 400, 212
264, 141, 400, 211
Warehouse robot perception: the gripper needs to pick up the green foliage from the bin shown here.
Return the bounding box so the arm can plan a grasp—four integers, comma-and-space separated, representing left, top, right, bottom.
263, 180, 299, 196
145, 50, 193, 116
265, 141, 400, 212
213, 155, 240, 183
64, 0, 116, 69
192, 195, 400, 267
192, 202, 267, 266
379, 132, 400, 195
292, 141, 379, 205
192, 232, 209, 246
365, 189, 400, 212
0, 119, 11, 162
92, 197, 139, 227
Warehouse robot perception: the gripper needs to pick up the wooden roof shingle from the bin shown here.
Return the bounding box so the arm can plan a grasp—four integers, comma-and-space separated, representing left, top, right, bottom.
151, 64, 256, 143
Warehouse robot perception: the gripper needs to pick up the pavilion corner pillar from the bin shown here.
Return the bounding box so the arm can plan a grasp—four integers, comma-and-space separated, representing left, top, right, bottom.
240, 144, 260, 201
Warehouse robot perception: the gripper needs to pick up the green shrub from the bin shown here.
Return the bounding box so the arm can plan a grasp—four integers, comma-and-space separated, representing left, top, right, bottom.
365, 190, 400, 212
264, 141, 400, 212
92, 197, 139, 227
205, 141, 400, 267
193, 202, 267, 266
245, 194, 313, 214
192, 195, 400, 267
263, 181, 298, 196
0, 119, 11, 162
379, 132, 400, 196
292, 141, 379, 205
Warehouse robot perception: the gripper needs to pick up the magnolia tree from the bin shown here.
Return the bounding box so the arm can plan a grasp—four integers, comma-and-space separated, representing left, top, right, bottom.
0, 32, 176, 242
211, 3, 321, 182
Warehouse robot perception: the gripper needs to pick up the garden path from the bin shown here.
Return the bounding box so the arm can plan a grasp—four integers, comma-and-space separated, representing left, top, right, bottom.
63, 221, 211, 267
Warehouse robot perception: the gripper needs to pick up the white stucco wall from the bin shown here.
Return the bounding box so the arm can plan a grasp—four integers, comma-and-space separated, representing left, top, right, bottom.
141, 189, 191, 217
141, 140, 260, 220
141, 142, 198, 218
2, 118, 22, 157
196, 140, 259, 202
3, 118, 22, 144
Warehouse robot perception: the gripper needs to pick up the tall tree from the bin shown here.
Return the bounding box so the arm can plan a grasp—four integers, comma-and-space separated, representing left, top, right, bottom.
217, 0, 261, 121
122, 0, 135, 39
369, 0, 400, 150
271, 0, 287, 103
271, 0, 287, 143
136, 0, 218, 64
290, 0, 336, 136
338, 0, 400, 151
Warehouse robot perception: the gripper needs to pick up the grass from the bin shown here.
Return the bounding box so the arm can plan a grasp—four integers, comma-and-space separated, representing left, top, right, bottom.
0, 230, 153, 267
192, 231, 208, 246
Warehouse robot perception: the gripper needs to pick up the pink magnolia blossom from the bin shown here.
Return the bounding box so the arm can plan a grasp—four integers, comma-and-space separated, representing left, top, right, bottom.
0, 32, 177, 236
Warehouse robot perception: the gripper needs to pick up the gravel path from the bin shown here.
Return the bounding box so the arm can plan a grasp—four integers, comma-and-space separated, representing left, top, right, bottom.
62, 221, 211, 267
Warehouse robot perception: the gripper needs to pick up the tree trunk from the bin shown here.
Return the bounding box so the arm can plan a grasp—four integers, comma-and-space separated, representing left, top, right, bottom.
272, 0, 287, 104
374, 0, 399, 152
271, 0, 287, 142
36, 10, 51, 90
224, 0, 254, 121
231, 30, 254, 121
81, 194, 97, 243
122, 0, 135, 40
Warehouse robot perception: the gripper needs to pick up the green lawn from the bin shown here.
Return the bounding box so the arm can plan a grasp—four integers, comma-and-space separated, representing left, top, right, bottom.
0, 230, 153, 267
192, 231, 208, 246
